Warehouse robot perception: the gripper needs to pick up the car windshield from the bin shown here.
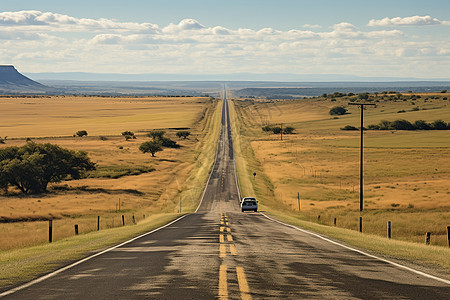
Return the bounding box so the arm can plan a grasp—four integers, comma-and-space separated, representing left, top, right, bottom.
244, 201, 256, 206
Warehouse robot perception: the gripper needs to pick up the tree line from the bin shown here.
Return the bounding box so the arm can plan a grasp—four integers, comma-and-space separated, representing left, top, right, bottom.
341, 119, 450, 131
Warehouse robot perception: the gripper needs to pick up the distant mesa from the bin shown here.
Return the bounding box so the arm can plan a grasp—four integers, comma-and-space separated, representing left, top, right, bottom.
0, 65, 55, 94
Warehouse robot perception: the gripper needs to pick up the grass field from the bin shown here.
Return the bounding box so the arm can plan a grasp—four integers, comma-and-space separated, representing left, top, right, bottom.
0, 96, 221, 251
230, 92, 450, 252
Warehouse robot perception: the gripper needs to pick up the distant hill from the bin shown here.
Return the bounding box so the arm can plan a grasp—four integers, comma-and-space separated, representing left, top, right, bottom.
0, 65, 55, 94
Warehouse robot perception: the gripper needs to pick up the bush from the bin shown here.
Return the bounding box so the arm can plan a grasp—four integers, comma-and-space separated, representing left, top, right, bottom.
412, 107, 420, 111
147, 130, 165, 140
397, 110, 406, 113
282, 126, 295, 134
262, 125, 272, 132
271, 126, 282, 134
431, 120, 448, 130
378, 120, 392, 130
367, 124, 380, 130
76, 130, 88, 137
329, 106, 347, 116
176, 130, 191, 139
441, 90, 447, 93
122, 131, 136, 140
341, 125, 358, 131
390, 119, 415, 130
0, 142, 95, 194
413, 120, 432, 130
160, 137, 179, 148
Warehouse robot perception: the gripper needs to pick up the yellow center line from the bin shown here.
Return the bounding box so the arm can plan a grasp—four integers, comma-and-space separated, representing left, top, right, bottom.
225, 222, 229, 226
220, 244, 226, 258
219, 265, 228, 300
229, 244, 237, 256
227, 227, 231, 233
236, 267, 252, 300
227, 235, 233, 242
221, 221, 224, 225
220, 234, 225, 243
220, 227, 225, 232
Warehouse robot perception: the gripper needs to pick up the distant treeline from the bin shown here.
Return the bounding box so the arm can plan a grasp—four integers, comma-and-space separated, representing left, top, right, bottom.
341, 119, 450, 131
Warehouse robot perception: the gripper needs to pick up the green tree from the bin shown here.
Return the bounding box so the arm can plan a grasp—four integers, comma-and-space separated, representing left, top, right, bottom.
413, 120, 431, 130
139, 141, 163, 157
76, 130, 88, 137
282, 126, 295, 134
329, 106, 347, 116
391, 119, 415, 130
176, 130, 191, 139
0, 143, 95, 194
147, 130, 166, 140
431, 120, 448, 130
122, 131, 136, 140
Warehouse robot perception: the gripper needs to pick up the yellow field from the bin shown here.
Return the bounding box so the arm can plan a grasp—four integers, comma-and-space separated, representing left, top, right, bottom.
231, 93, 450, 246
0, 96, 207, 138
0, 96, 221, 250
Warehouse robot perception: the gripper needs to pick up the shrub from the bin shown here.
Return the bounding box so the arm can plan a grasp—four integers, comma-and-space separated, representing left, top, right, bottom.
176, 130, 191, 139
99, 136, 108, 141
76, 130, 88, 137
160, 137, 179, 148
341, 125, 358, 131
412, 107, 420, 111
282, 126, 295, 134
329, 106, 347, 116
397, 110, 406, 113
367, 124, 380, 130
390, 119, 415, 130
147, 130, 166, 140
413, 120, 432, 130
271, 126, 282, 134
441, 90, 447, 93
378, 120, 392, 130
431, 120, 448, 130
262, 125, 272, 132
122, 131, 136, 140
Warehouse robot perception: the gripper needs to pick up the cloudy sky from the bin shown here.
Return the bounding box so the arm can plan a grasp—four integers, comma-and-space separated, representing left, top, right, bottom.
1, 0, 449, 80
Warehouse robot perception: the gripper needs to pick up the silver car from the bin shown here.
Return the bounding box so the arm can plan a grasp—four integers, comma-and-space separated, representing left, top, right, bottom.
241, 197, 258, 212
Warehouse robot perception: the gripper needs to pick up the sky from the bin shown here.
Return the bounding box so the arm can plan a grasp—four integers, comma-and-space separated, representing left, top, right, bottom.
1, 0, 449, 80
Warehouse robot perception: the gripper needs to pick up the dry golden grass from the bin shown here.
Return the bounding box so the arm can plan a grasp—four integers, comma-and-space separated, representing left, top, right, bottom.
0, 96, 220, 251
0, 96, 207, 138
231, 95, 450, 247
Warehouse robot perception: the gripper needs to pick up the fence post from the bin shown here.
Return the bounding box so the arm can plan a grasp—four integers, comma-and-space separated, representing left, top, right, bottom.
317, 215, 320, 222
49, 220, 53, 243
297, 192, 300, 212
132, 215, 136, 224
426, 232, 431, 245
122, 215, 125, 226
387, 221, 391, 239
97, 216, 100, 231
334, 218, 337, 226
75, 224, 79, 235
359, 217, 363, 233
447, 226, 450, 248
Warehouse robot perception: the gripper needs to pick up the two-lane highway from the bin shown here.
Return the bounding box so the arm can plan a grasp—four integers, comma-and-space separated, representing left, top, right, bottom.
2, 91, 449, 299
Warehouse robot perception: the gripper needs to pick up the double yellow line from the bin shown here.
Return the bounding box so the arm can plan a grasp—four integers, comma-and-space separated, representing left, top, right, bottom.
219, 214, 252, 300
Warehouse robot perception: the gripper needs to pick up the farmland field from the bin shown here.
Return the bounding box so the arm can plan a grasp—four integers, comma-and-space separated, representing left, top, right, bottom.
0, 96, 220, 250
231, 92, 450, 246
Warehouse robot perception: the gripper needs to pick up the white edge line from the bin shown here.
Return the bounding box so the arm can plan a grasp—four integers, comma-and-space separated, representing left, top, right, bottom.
0, 214, 188, 298
260, 212, 450, 285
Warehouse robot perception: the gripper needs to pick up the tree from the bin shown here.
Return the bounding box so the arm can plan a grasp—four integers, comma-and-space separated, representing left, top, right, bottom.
358, 93, 369, 101
76, 130, 88, 137
139, 141, 163, 157
176, 130, 191, 139
282, 126, 295, 134
391, 119, 415, 130
329, 106, 347, 116
413, 120, 431, 130
341, 125, 358, 131
147, 130, 165, 140
0, 142, 95, 194
121, 131, 136, 140
432, 120, 448, 130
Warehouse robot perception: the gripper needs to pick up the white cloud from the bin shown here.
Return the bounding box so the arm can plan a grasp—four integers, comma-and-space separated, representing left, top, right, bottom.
368, 15, 449, 26
302, 24, 321, 29
1, 10, 448, 78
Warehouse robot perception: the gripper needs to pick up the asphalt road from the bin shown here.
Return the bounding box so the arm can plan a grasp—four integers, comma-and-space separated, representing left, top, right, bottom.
2, 91, 449, 299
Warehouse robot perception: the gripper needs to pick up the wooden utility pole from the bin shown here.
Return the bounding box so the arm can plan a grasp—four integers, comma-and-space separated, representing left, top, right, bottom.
348, 102, 375, 212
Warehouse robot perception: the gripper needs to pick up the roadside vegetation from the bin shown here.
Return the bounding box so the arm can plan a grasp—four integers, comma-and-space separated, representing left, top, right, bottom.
0, 95, 222, 288
230, 91, 450, 270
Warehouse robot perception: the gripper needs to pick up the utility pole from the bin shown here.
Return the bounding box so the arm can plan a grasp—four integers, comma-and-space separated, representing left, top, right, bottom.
348, 102, 375, 212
